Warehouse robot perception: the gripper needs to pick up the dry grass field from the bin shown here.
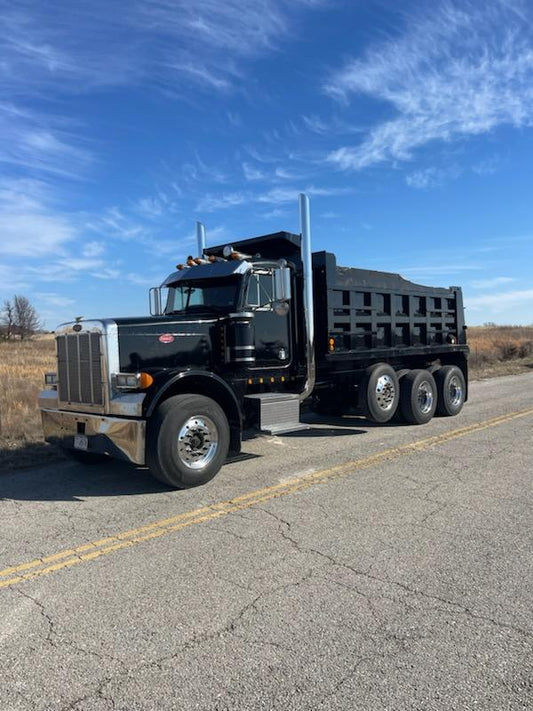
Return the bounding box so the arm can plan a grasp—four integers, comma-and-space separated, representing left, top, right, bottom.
0, 325, 532, 472
468, 325, 533, 377
0, 335, 59, 470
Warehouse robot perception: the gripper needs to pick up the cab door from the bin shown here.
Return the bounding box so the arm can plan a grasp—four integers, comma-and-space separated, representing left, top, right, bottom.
246, 268, 291, 369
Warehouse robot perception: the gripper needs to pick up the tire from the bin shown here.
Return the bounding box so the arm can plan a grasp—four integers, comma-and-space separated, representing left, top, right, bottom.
435, 366, 466, 417
146, 394, 230, 489
399, 369, 437, 425
360, 363, 399, 423
61, 448, 109, 465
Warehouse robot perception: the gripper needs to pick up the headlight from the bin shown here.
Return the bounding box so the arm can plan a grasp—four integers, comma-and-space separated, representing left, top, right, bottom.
114, 373, 140, 389
113, 372, 154, 390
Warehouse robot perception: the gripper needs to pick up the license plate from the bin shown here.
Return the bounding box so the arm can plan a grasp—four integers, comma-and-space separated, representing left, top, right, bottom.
74, 434, 88, 451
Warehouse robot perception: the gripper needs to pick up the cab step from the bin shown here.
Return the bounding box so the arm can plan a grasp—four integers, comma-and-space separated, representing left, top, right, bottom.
244, 393, 309, 435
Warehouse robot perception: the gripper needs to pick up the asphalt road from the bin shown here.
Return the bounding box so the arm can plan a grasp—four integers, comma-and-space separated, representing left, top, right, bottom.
1, 373, 532, 711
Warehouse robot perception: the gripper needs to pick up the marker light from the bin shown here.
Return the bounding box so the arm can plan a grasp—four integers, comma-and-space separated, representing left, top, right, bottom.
139, 372, 154, 389
328, 337, 336, 352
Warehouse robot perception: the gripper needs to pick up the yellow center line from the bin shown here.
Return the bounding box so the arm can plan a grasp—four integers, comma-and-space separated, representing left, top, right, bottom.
1, 407, 532, 590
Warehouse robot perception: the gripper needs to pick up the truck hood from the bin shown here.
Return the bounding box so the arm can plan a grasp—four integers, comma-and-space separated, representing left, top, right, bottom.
114, 314, 223, 372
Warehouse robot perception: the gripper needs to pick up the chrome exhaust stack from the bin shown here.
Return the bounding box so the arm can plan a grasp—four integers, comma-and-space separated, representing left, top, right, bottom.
196, 221, 206, 257
298, 193, 316, 401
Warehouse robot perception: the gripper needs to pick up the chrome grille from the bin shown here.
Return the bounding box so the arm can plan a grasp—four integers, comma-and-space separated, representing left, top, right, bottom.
57, 332, 104, 405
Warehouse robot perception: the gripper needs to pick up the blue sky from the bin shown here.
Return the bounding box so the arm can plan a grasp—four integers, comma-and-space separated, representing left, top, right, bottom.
1, 0, 532, 328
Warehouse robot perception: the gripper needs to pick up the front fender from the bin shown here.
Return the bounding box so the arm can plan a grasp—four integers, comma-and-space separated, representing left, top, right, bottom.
144, 369, 242, 420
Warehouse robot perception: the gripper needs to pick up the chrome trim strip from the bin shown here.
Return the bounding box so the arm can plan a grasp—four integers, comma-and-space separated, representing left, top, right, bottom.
233, 357, 256, 362
231, 345, 255, 350
228, 312, 254, 318
299, 193, 316, 402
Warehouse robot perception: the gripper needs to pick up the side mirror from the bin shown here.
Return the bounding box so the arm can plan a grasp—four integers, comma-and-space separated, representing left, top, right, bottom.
274, 266, 291, 302
149, 287, 162, 316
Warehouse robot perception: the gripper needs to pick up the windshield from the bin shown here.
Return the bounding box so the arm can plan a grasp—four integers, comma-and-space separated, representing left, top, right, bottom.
164, 276, 241, 314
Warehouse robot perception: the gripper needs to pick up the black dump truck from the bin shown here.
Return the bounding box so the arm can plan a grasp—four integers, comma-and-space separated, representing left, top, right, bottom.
39, 195, 469, 488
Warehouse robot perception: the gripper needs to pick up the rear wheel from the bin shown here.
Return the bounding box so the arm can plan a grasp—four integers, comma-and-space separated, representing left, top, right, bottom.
435, 366, 466, 416
147, 394, 230, 488
400, 369, 437, 425
360, 363, 399, 423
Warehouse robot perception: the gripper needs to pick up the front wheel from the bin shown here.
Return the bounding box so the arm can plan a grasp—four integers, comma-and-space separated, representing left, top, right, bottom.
147, 394, 230, 489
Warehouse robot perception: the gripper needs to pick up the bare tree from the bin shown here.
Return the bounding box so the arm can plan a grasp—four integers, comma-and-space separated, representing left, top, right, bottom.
13, 295, 42, 339
1, 299, 16, 340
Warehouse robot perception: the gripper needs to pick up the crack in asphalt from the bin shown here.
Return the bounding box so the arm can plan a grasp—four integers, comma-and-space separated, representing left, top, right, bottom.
54, 571, 317, 709
255, 506, 533, 642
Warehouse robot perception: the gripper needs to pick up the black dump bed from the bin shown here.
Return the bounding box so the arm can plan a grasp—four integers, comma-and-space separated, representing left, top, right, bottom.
312, 251, 468, 363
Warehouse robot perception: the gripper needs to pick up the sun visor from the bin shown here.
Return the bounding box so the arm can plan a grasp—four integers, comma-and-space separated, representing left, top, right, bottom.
161, 259, 252, 287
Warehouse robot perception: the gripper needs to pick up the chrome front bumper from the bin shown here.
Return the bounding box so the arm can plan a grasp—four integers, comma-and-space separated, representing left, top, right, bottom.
40, 402, 146, 466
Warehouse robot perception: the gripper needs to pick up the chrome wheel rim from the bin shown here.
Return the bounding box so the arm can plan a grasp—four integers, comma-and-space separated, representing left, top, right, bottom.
448, 375, 463, 407
375, 374, 396, 411
177, 416, 218, 470
417, 381, 434, 414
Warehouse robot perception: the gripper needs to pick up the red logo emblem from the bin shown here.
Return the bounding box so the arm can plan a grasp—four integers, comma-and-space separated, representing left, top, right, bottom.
158, 333, 175, 344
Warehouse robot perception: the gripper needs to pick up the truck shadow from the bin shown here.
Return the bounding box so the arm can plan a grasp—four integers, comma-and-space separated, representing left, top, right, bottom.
303, 412, 420, 430
0, 440, 174, 501
0, 444, 262, 502
280, 425, 367, 438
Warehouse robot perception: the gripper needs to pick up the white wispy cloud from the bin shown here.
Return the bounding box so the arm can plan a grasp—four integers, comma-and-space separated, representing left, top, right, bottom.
0, 103, 93, 179
135, 193, 178, 219
82, 241, 106, 258
469, 276, 515, 289
242, 163, 266, 181
35, 292, 75, 308
1, 1, 324, 95
0, 264, 30, 293
465, 288, 533, 313
405, 165, 461, 189
196, 185, 352, 212
325, 2, 533, 170
0, 177, 76, 257
401, 264, 484, 277
471, 155, 501, 176
86, 207, 146, 242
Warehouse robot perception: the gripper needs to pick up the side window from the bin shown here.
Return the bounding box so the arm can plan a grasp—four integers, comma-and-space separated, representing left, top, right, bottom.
247, 271, 274, 310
